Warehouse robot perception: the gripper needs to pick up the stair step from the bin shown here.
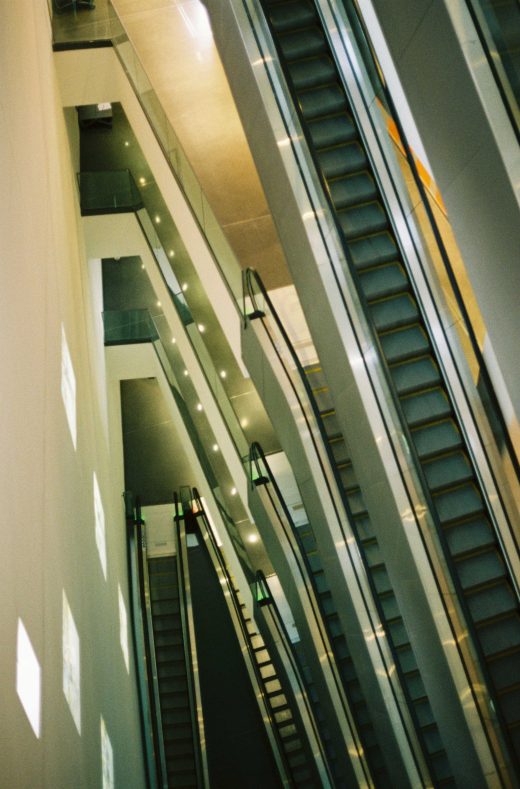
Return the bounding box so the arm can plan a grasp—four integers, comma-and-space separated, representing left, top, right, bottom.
411, 418, 461, 459
391, 356, 441, 396
278, 28, 326, 61
423, 451, 473, 492
359, 261, 407, 299
338, 201, 388, 240
401, 387, 451, 427
299, 84, 347, 120
380, 324, 429, 364
288, 54, 337, 91
370, 293, 419, 332
329, 171, 376, 209
316, 141, 367, 179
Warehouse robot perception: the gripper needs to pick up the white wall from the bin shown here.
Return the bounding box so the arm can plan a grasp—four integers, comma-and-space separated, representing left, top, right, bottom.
0, 3, 145, 786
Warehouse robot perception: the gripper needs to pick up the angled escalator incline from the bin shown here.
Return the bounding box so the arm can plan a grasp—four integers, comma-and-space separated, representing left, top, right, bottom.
257, 0, 520, 769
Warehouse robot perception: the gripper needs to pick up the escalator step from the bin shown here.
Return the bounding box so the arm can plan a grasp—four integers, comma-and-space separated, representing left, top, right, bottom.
396, 645, 418, 674
160, 692, 192, 711
414, 698, 436, 728
152, 614, 181, 633
371, 565, 393, 595
387, 618, 409, 649
363, 540, 382, 569
456, 549, 506, 591
404, 672, 427, 703
154, 631, 184, 649
467, 582, 518, 624
401, 387, 451, 427
359, 261, 408, 299
308, 114, 356, 149
159, 675, 189, 695
157, 658, 187, 679
391, 356, 441, 396
346, 488, 366, 517
489, 651, 520, 692
423, 451, 473, 492
299, 84, 347, 119
150, 585, 179, 603
338, 201, 388, 240
327, 614, 344, 638
380, 593, 400, 621
329, 171, 377, 210
443, 515, 495, 557
287, 54, 337, 90
411, 417, 461, 459
278, 28, 326, 61
349, 230, 398, 268
151, 598, 180, 616
499, 687, 520, 725
338, 462, 357, 491
433, 482, 484, 524
309, 142, 368, 179
370, 293, 419, 332
380, 324, 429, 364
422, 725, 444, 756
477, 614, 520, 658
267, 0, 317, 29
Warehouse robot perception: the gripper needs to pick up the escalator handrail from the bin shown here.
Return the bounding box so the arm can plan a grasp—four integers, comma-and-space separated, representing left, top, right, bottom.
173, 493, 208, 789
127, 495, 169, 788
339, 0, 520, 483
252, 569, 334, 787
188, 487, 295, 785
246, 6, 518, 768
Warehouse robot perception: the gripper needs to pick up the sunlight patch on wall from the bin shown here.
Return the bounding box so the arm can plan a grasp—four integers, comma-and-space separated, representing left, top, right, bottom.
16, 619, 41, 738
100, 716, 114, 789
61, 324, 77, 450
62, 590, 81, 734
118, 584, 130, 674
93, 472, 107, 580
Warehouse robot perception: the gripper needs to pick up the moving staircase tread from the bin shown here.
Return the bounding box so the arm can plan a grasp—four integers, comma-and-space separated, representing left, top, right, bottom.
380, 324, 430, 365
287, 54, 337, 91
337, 200, 388, 241
390, 354, 441, 397
298, 83, 348, 120
401, 387, 452, 428
358, 260, 409, 299
308, 114, 357, 150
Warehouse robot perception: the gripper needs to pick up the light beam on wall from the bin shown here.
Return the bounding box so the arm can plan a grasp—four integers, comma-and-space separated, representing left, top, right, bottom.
93, 472, 107, 580
100, 716, 114, 789
61, 324, 77, 450
16, 619, 41, 738
62, 591, 81, 734
118, 584, 130, 674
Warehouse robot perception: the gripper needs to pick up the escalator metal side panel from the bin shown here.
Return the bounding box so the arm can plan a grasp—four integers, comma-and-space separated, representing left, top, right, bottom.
204, 1, 504, 783
242, 317, 428, 788
191, 508, 294, 788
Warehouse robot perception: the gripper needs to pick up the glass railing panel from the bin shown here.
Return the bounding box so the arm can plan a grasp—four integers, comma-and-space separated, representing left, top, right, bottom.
52, 0, 113, 47
103, 309, 158, 344
78, 169, 143, 213
465, 0, 520, 136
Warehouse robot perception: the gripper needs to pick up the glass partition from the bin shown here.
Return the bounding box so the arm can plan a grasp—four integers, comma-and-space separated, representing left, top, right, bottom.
78, 170, 143, 214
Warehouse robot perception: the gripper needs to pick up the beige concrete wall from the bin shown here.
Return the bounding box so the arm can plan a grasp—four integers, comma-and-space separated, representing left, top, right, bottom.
0, 3, 145, 787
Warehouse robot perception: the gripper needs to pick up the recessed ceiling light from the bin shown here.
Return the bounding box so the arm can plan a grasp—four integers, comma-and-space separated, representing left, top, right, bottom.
196, 403, 203, 412
154, 216, 161, 224
183, 369, 189, 376
171, 337, 176, 344
124, 141, 130, 147
198, 324, 205, 333
247, 534, 259, 544
212, 444, 219, 452
230, 487, 237, 496
156, 301, 161, 307
169, 250, 175, 258
182, 283, 188, 292
139, 177, 146, 185
219, 370, 227, 379
141, 263, 145, 270
240, 418, 249, 429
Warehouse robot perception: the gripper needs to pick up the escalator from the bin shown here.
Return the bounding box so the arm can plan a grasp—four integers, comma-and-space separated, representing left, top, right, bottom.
256, 0, 520, 769
148, 556, 203, 787
178, 489, 324, 788
250, 443, 396, 786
